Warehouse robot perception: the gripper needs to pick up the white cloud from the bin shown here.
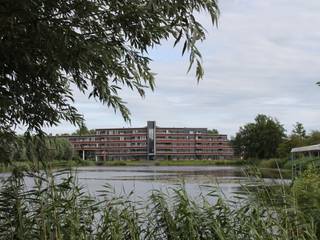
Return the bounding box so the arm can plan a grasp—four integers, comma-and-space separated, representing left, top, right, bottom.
46, 0, 320, 137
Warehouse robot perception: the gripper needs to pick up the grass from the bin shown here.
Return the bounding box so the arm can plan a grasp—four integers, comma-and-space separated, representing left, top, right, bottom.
3, 157, 318, 174
154, 159, 245, 166
0, 166, 319, 239
247, 157, 320, 172
0, 159, 246, 173
0, 160, 96, 173
96, 159, 246, 167
283, 157, 320, 170
251, 158, 288, 169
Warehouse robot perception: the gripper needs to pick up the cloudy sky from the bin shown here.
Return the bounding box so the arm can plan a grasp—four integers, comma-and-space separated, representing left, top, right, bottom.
46, 0, 320, 137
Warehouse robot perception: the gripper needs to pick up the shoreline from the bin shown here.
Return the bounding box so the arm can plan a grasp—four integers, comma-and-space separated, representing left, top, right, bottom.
0, 159, 245, 173
0, 159, 293, 175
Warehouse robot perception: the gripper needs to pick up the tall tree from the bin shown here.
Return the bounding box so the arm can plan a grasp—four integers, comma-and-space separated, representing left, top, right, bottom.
0, 0, 219, 135
277, 128, 320, 158
307, 131, 320, 145
208, 129, 219, 135
292, 122, 306, 138
277, 135, 304, 158
277, 122, 306, 158
73, 123, 91, 136
233, 114, 285, 159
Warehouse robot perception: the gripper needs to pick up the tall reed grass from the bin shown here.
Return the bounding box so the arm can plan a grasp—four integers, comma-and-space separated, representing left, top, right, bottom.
0, 167, 319, 240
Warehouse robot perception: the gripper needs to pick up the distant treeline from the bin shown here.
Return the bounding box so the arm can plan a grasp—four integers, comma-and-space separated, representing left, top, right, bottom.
1, 115, 319, 163
277, 130, 320, 158
232, 114, 320, 160
0, 136, 75, 163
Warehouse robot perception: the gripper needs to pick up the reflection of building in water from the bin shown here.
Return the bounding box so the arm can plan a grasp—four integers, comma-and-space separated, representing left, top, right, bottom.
64, 121, 234, 161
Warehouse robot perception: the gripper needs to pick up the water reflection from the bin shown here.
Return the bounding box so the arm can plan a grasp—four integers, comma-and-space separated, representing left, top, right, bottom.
0, 166, 290, 201
72, 166, 289, 200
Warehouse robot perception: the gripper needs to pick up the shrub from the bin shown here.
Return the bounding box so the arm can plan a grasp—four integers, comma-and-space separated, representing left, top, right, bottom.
291, 167, 320, 237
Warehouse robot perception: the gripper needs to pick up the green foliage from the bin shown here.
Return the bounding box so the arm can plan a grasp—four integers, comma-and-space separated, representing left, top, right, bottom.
283, 157, 320, 170
233, 114, 285, 159
74, 124, 90, 136
53, 138, 74, 160
277, 122, 306, 158
292, 167, 320, 237
208, 129, 219, 135
306, 131, 320, 145
72, 123, 95, 136
0, 0, 219, 135
11, 137, 27, 162
292, 122, 306, 138
0, 159, 246, 173
277, 125, 320, 158
277, 135, 305, 158
0, 132, 16, 165
153, 159, 244, 166
0, 172, 97, 240
255, 158, 287, 169
0, 136, 74, 163
91, 159, 244, 167
0, 169, 319, 239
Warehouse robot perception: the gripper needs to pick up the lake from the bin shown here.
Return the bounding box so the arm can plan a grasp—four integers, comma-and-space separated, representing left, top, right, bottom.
0, 166, 290, 200
58, 166, 290, 200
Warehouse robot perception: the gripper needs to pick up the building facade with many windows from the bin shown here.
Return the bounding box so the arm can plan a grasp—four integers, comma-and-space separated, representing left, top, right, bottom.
66, 121, 234, 161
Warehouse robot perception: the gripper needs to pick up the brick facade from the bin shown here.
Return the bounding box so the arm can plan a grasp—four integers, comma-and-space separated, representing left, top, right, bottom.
66, 121, 234, 160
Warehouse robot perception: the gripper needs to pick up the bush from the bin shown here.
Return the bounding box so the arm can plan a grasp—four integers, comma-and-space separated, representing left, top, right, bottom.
257, 158, 287, 169
291, 167, 320, 236
283, 157, 320, 170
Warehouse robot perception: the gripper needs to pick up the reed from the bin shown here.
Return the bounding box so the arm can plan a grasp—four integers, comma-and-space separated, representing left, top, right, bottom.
0, 167, 319, 240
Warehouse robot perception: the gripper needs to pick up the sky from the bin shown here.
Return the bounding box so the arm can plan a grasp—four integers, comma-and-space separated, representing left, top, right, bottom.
45, 0, 320, 137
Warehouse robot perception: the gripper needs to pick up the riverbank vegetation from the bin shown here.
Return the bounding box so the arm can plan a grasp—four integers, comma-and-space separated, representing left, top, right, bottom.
0, 166, 319, 239
1, 115, 319, 173
0, 134, 244, 173
233, 116, 320, 160
232, 116, 320, 170
0, 159, 246, 173
0, 135, 75, 165
1, 140, 316, 173
0, 132, 319, 173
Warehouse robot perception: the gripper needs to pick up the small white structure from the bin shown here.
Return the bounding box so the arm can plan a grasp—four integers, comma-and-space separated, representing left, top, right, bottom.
291, 144, 320, 177
291, 144, 320, 157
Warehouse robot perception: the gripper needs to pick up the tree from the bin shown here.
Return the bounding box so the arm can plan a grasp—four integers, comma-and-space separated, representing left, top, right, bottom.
52, 138, 73, 160
12, 137, 27, 162
233, 114, 285, 159
73, 123, 91, 136
306, 131, 320, 145
72, 122, 95, 135
277, 135, 304, 158
277, 129, 320, 158
0, 0, 219, 135
292, 122, 306, 138
0, 134, 16, 164
0, 135, 75, 162
208, 129, 219, 135
277, 122, 306, 158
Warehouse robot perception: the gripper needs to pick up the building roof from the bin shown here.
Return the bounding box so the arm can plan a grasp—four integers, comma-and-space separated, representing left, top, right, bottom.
291, 144, 320, 153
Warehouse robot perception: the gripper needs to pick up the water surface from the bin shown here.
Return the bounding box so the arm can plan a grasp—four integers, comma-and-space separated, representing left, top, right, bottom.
72, 166, 288, 200
0, 166, 289, 200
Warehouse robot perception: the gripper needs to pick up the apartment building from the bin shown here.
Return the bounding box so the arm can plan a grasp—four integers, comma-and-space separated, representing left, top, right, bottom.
66, 121, 234, 161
